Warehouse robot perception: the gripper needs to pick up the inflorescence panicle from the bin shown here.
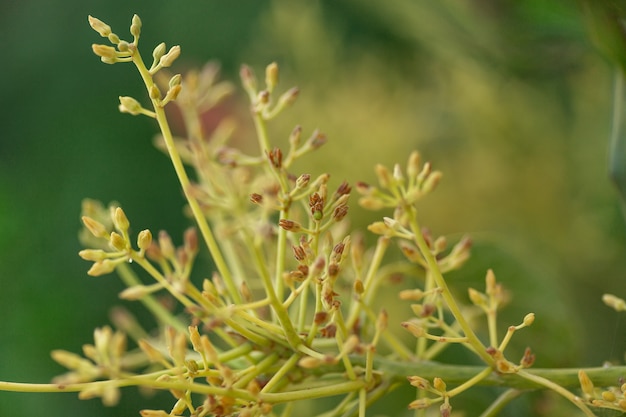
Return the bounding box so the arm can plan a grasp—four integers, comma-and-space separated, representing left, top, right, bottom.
0, 14, 625, 417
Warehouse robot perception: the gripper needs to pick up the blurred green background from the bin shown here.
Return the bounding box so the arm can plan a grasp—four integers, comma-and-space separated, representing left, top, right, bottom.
1, 0, 626, 415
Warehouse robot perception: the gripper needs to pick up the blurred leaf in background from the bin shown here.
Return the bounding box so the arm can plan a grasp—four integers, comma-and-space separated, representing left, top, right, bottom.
0, 0, 625, 415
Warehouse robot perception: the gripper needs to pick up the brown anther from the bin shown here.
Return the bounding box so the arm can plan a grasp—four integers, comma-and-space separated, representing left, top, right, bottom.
292, 245, 306, 261
297, 264, 309, 276
267, 147, 283, 169
250, 193, 263, 204
520, 347, 535, 368
328, 263, 340, 278
279, 219, 301, 232
320, 323, 337, 338
314, 311, 329, 325
334, 181, 352, 199
333, 205, 349, 221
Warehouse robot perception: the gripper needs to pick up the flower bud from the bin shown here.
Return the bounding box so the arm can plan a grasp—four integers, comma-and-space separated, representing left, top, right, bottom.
92, 44, 117, 59
109, 231, 127, 251
87, 259, 118, 276
88, 16, 112, 37
152, 42, 166, 62
159, 45, 181, 68
118, 96, 143, 115
265, 62, 279, 91
82, 216, 108, 238
137, 229, 152, 251
130, 14, 142, 38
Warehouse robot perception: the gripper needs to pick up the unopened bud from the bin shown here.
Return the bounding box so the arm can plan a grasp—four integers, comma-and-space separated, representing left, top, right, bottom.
152, 42, 166, 62
92, 44, 117, 59
82, 216, 108, 238
109, 232, 127, 251
119, 96, 143, 115
87, 259, 118, 276
603, 293, 626, 312
279, 219, 302, 232
578, 369, 595, 397
158, 230, 175, 259
149, 85, 162, 100
88, 16, 112, 37
265, 62, 279, 91
113, 207, 130, 232
401, 321, 425, 337
130, 14, 142, 38
137, 229, 152, 251
160, 45, 181, 68
240, 64, 257, 96
78, 249, 108, 262
433, 377, 446, 392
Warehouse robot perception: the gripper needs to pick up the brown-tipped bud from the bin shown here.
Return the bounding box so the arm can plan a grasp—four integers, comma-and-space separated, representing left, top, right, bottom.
332, 205, 349, 222
277, 87, 299, 108
440, 401, 452, 417
92, 44, 117, 59
130, 14, 142, 38
250, 193, 263, 204
265, 62, 279, 91
433, 236, 447, 253
118, 96, 143, 115
279, 219, 302, 232
159, 45, 181, 68
267, 147, 282, 168
520, 347, 535, 368
109, 231, 127, 251
307, 130, 327, 149
401, 321, 425, 337
184, 227, 198, 255
407, 375, 430, 390
578, 369, 595, 397
82, 216, 109, 238
158, 230, 175, 259
88, 16, 112, 37
289, 125, 303, 147
408, 398, 432, 410
137, 229, 152, 251
87, 259, 118, 276
292, 245, 306, 262
240, 64, 257, 95
295, 173, 311, 190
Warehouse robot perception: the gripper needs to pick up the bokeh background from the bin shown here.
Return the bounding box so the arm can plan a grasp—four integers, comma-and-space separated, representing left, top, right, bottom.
1, 0, 626, 415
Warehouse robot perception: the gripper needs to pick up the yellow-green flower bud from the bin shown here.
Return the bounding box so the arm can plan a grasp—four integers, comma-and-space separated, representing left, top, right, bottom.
78, 249, 108, 262
169, 73, 182, 88
401, 321, 425, 337
149, 84, 162, 100
118, 96, 143, 115
88, 15, 112, 37
433, 377, 447, 393
130, 14, 142, 38
522, 312, 535, 327
92, 44, 117, 60
87, 259, 118, 276
159, 45, 181, 68
578, 369, 595, 398
265, 62, 279, 91
152, 42, 166, 62
137, 229, 152, 251
113, 207, 130, 232
82, 216, 108, 238
602, 293, 626, 312
109, 232, 127, 251
107, 33, 120, 45
407, 151, 421, 179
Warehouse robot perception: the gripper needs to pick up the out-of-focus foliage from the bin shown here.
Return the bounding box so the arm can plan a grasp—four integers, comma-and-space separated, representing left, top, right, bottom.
1, 0, 625, 415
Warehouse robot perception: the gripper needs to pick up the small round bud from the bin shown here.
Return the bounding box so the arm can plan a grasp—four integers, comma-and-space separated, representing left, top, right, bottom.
159, 45, 181, 68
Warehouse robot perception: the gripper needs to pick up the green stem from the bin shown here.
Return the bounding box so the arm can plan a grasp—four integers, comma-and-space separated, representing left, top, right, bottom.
406, 207, 493, 365
479, 388, 523, 417
131, 48, 240, 304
